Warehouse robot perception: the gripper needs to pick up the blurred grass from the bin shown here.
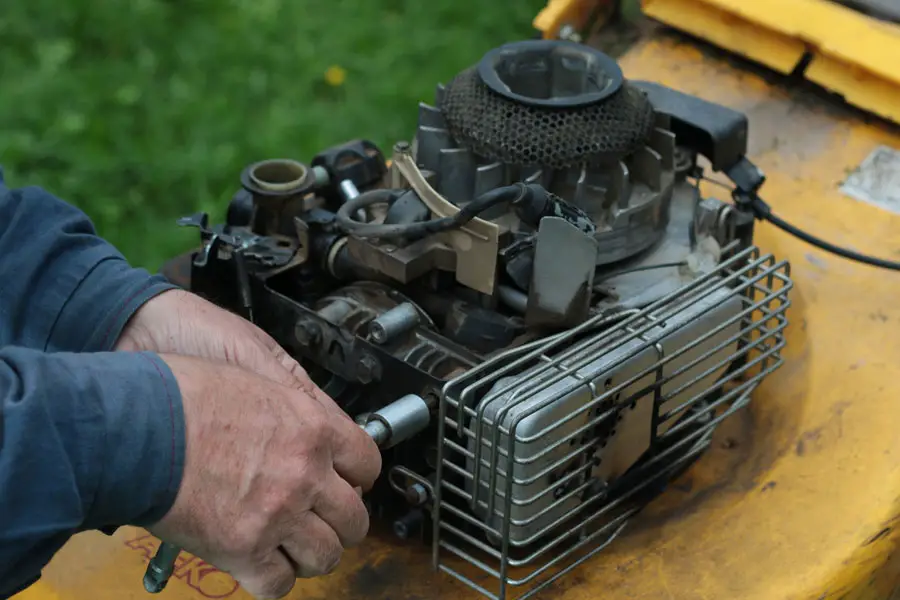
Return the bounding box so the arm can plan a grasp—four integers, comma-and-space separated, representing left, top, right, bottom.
0, 0, 545, 269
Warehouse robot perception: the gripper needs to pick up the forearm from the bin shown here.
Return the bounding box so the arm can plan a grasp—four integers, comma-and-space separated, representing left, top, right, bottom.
0, 172, 177, 352
0, 347, 185, 598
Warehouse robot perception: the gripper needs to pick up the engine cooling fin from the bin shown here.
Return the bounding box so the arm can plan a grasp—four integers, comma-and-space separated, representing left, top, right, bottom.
438, 40, 657, 169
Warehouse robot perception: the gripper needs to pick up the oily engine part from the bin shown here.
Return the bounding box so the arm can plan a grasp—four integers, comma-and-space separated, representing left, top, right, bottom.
416, 40, 676, 267
160, 39, 793, 600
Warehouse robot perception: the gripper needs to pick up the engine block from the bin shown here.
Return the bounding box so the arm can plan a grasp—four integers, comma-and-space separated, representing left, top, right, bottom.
160, 40, 793, 600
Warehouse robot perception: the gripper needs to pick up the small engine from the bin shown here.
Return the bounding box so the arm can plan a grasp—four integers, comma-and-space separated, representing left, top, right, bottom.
161, 40, 793, 600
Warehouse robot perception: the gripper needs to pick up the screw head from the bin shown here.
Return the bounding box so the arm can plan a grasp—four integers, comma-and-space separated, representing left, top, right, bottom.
393, 520, 410, 539
404, 483, 429, 506
357, 354, 380, 384
370, 322, 387, 344
294, 321, 321, 347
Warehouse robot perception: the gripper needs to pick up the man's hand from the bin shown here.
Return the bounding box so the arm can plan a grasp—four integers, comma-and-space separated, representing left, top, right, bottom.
115, 289, 380, 598
151, 354, 381, 599
115, 289, 340, 413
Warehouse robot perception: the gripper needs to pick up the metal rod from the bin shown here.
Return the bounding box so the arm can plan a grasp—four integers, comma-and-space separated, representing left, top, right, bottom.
143, 542, 180, 593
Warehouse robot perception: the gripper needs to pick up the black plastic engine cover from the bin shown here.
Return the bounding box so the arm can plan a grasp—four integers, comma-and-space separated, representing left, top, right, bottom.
632, 80, 749, 171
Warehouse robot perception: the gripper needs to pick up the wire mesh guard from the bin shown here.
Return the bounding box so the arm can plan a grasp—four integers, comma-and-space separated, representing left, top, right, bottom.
440, 67, 655, 170
433, 245, 793, 600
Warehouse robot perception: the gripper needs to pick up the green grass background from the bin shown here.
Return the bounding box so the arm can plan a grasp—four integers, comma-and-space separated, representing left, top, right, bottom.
1, 0, 546, 270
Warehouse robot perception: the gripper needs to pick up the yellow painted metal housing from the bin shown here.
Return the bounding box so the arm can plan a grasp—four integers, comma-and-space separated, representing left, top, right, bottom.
643, 0, 900, 125
533, 0, 612, 39
17, 29, 900, 600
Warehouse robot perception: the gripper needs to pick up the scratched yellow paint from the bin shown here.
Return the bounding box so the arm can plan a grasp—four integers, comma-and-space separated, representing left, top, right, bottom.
15, 33, 900, 600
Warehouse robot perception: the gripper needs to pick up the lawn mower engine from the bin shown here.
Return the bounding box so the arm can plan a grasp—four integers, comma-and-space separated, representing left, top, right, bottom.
162, 40, 792, 599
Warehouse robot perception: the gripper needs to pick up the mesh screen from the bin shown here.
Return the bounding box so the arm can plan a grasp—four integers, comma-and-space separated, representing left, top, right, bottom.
440, 66, 656, 170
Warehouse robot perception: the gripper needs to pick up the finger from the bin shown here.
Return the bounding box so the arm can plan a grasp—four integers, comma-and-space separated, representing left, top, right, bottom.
313, 471, 371, 547
327, 412, 382, 490
228, 549, 296, 600
279, 512, 344, 579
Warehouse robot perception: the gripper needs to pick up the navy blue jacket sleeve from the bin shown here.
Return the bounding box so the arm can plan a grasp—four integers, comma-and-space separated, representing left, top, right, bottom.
0, 169, 179, 352
0, 348, 186, 598
0, 169, 187, 598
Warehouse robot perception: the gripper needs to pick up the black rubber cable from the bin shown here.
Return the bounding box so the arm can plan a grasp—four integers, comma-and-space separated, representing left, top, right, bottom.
694, 175, 900, 272
335, 183, 527, 238
764, 210, 900, 271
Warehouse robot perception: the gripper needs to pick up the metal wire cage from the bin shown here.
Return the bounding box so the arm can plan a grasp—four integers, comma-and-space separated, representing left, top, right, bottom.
433, 244, 793, 600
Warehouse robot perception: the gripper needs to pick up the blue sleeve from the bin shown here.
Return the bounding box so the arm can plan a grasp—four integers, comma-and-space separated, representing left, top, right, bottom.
0, 168, 188, 597
0, 168, 179, 352
0, 347, 186, 598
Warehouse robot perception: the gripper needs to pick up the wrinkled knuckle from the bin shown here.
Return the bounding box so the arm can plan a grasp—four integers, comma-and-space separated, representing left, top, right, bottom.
258, 487, 291, 521
318, 543, 343, 576
301, 413, 333, 455
271, 345, 289, 363
296, 532, 343, 579
292, 459, 324, 500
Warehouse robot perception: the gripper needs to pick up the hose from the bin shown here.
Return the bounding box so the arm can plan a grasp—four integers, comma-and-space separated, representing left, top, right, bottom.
763, 210, 900, 271
335, 184, 528, 239
697, 174, 900, 272
746, 192, 900, 271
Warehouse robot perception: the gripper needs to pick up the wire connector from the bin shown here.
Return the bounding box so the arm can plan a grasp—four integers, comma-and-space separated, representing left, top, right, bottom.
725, 156, 773, 221
694, 155, 900, 271
725, 156, 766, 196
733, 192, 771, 220
724, 156, 900, 271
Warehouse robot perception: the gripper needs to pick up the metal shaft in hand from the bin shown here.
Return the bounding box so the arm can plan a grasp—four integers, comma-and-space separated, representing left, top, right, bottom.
141, 393, 430, 593
143, 542, 181, 593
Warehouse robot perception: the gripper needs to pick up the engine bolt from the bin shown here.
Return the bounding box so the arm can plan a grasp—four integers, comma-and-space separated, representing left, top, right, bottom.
295, 320, 321, 347
404, 483, 429, 506
357, 354, 380, 384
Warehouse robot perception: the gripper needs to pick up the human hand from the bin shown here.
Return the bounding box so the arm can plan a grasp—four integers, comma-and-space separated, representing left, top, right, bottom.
115, 288, 338, 412
150, 354, 381, 599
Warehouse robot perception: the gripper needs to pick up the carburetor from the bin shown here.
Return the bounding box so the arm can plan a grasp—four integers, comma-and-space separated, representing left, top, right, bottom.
158, 39, 793, 600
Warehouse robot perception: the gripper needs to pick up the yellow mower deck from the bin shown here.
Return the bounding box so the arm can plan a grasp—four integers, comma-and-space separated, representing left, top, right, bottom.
641, 0, 900, 126
17, 27, 900, 600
